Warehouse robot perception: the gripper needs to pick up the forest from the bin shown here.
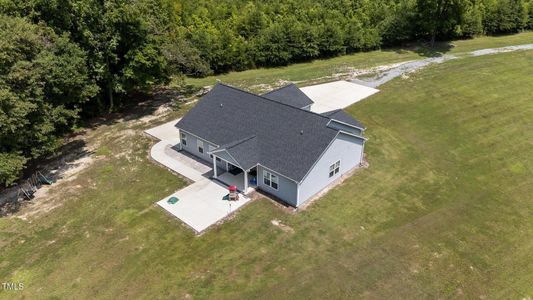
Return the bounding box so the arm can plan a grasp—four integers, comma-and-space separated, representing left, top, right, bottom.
1, 0, 532, 186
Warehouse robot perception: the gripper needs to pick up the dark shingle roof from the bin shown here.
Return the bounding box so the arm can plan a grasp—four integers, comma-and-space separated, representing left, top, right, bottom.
321, 109, 366, 129
261, 84, 314, 108
176, 83, 341, 181
213, 135, 258, 170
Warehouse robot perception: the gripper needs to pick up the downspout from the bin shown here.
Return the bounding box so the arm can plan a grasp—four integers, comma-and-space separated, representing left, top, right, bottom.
359, 140, 366, 167
296, 182, 300, 208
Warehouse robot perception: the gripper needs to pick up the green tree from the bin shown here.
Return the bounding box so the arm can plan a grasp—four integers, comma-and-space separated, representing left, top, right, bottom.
2, 0, 171, 112
416, 0, 467, 46
484, 0, 528, 33
0, 15, 97, 186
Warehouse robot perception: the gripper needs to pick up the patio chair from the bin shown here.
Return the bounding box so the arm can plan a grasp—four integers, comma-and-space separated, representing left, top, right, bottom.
37, 171, 55, 185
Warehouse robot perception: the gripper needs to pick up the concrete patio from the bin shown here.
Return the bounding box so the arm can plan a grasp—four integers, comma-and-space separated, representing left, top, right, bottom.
146, 119, 251, 233
157, 178, 250, 233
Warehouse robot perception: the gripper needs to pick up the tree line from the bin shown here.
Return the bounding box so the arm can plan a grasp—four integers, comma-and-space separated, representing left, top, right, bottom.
1, 0, 532, 186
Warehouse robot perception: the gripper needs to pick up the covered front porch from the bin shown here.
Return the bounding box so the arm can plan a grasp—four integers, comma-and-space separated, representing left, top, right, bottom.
211, 155, 257, 194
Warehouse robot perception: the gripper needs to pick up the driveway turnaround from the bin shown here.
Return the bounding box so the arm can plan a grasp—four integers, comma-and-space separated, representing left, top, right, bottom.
145, 119, 250, 233
301, 80, 379, 113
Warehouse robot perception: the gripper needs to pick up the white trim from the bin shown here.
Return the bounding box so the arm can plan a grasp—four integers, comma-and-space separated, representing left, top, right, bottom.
338, 130, 368, 141
197, 139, 204, 154
299, 132, 365, 183
178, 129, 219, 147
297, 132, 339, 183
210, 147, 228, 154
327, 118, 365, 131
212, 155, 218, 178
216, 150, 243, 169
296, 182, 300, 205
257, 163, 299, 184
208, 145, 216, 158
262, 170, 279, 190
359, 140, 365, 166
214, 153, 242, 170
244, 171, 248, 192
329, 160, 340, 178
180, 132, 187, 147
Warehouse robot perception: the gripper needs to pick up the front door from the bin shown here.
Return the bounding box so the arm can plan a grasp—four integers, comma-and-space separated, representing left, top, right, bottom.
227, 163, 242, 175
227, 163, 237, 172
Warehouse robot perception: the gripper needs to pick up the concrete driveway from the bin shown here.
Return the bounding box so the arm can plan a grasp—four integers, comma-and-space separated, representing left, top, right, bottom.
145, 119, 250, 233
300, 80, 379, 113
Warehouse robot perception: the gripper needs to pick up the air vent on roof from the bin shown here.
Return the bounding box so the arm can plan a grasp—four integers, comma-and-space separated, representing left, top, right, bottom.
300, 130, 304, 135
220, 103, 223, 108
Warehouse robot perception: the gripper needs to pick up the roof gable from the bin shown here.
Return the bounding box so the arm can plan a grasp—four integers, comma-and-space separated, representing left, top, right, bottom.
262, 84, 314, 108
177, 84, 348, 181
212, 135, 258, 170
322, 109, 366, 129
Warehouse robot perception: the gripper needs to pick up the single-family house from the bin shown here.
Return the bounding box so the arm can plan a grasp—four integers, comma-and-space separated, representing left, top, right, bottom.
175, 83, 366, 207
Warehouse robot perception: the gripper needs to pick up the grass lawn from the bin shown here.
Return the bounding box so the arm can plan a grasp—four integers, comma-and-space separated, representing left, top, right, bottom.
184, 31, 533, 93
0, 39, 532, 298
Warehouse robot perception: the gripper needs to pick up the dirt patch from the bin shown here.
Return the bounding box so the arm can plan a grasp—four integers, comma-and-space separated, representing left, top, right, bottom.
271, 219, 294, 233
13, 153, 96, 220
0, 85, 187, 219
138, 103, 173, 124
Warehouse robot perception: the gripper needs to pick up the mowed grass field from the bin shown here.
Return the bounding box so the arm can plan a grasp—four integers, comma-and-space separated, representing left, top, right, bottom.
0, 38, 532, 298
185, 31, 533, 92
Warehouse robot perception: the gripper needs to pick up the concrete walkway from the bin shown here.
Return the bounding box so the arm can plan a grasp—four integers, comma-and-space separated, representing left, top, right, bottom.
145, 119, 181, 143
145, 119, 251, 233
150, 141, 207, 182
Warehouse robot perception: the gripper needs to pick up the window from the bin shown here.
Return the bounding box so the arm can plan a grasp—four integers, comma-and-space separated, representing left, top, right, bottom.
216, 157, 221, 162
181, 133, 187, 146
329, 160, 340, 178
197, 140, 204, 154
263, 170, 279, 190
209, 145, 215, 158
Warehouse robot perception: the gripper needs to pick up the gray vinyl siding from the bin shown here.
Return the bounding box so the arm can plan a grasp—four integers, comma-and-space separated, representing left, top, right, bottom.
257, 165, 298, 206
180, 130, 226, 168
297, 133, 364, 206
327, 120, 363, 136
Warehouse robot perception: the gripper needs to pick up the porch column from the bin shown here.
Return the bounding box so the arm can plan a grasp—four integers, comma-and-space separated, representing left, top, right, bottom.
244, 170, 248, 193
212, 155, 217, 178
